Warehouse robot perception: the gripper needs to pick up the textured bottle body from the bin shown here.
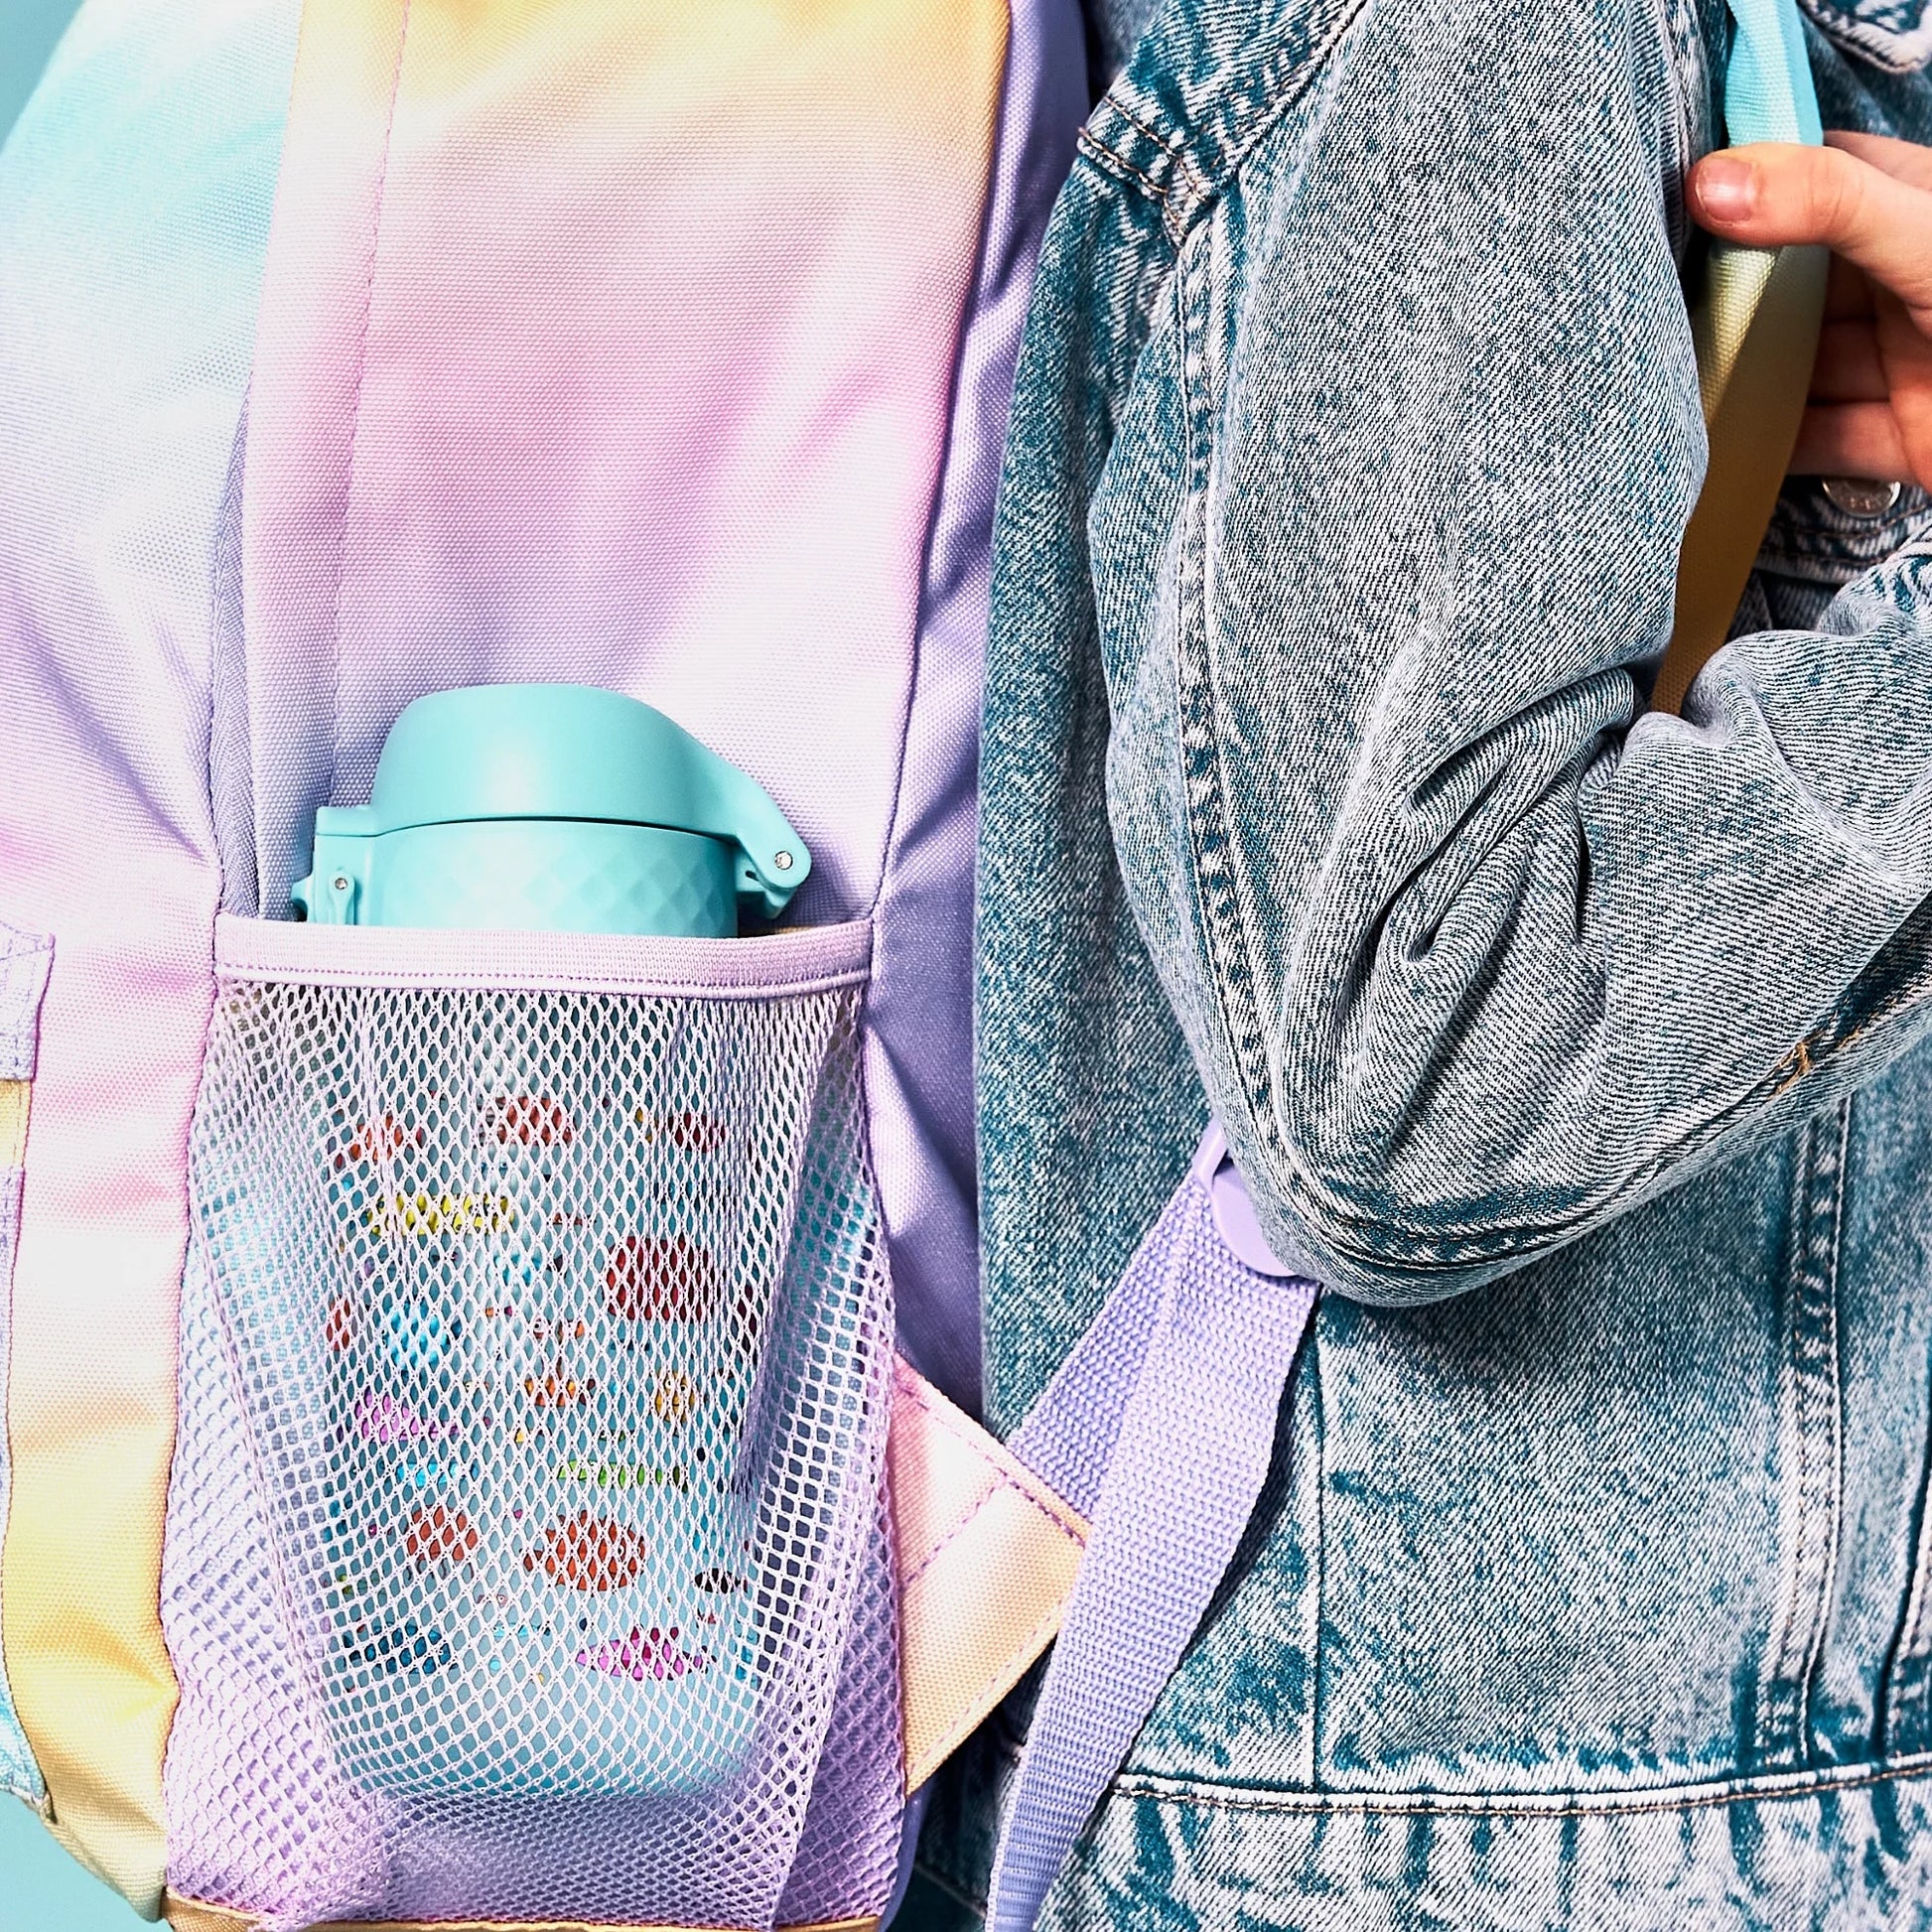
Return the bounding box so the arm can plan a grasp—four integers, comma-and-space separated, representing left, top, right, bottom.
303, 819, 740, 937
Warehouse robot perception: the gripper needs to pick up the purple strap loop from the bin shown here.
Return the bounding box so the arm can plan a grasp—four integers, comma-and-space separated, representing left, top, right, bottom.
985, 1130, 1319, 1932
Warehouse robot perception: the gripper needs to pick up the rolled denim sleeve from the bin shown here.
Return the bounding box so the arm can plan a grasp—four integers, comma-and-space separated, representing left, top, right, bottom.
1080, 0, 1932, 1303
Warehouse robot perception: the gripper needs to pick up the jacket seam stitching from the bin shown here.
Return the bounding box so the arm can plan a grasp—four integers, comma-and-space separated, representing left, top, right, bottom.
1659, 0, 1697, 257
1075, 129, 1170, 210
1763, 1117, 1810, 1764
1805, 1099, 1850, 1753
1883, 1259, 1932, 1750
1886, 1447, 1932, 1752
1776, 985, 1932, 1105
1110, 1751, 1932, 1819
1102, 95, 1215, 208
1085, 0, 1374, 246
1758, 1100, 1849, 1765
1305, 1327, 1326, 1791
1171, 213, 1286, 1187
1215, 0, 1376, 187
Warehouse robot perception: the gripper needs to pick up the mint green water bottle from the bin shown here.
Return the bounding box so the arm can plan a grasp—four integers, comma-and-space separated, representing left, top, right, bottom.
286, 687, 810, 1796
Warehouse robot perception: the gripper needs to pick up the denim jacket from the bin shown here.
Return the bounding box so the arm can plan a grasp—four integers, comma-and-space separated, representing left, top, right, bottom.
932, 0, 1932, 1923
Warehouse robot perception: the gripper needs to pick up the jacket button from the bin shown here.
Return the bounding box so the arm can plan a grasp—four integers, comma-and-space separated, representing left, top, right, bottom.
1821, 476, 1903, 518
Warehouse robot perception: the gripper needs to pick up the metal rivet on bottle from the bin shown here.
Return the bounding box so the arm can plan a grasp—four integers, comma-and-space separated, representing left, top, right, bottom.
1821, 476, 1903, 519
773, 852, 793, 871
333, 875, 351, 893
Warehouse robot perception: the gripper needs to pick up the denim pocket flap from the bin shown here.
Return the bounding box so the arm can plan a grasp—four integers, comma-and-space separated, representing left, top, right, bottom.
1759, 478, 1932, 588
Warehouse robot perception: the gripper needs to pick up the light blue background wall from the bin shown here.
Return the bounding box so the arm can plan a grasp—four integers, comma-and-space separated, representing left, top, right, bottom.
1, 0, 80, 149
0, 9, 144, 1920
0, 1798, 146, 1932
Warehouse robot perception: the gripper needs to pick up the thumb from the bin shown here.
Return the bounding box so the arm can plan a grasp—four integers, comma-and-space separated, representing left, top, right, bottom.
1690, 140, 1932, 321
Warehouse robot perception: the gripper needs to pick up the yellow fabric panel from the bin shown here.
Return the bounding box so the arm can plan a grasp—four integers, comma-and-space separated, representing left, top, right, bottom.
889, 1359, 1088, 1791
0, 1082, 27, 1169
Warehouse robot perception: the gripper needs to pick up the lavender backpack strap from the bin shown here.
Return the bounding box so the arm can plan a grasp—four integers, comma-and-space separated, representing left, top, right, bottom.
982, 1128, 1319, 1932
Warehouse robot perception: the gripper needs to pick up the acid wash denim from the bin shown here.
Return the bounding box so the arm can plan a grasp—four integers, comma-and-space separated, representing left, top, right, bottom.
924, 0, 1932, 1923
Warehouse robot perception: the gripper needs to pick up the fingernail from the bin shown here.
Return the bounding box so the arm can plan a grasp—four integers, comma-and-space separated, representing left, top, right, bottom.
1694, 156, 1758, 221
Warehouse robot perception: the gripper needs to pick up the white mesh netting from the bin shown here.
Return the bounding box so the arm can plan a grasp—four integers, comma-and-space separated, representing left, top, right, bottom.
172, 968, 895, 1926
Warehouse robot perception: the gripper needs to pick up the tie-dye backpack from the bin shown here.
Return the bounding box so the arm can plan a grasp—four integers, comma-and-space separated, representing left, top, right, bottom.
0, 0, 1824, 1928
0, 1, 1100, 1924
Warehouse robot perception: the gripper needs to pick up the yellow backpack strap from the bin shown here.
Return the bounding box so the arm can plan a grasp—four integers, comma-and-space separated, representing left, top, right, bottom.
889, 1359, 1088, 1792
1652, 0, 1829, 716
1652, 237, 1829, 714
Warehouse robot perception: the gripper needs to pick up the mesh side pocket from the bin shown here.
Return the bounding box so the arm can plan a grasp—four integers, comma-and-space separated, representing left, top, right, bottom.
174, 961, 892, 1926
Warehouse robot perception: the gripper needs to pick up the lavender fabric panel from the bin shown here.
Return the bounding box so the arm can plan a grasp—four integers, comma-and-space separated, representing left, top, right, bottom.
865, 0, 1087, 1413
984, 1175, 1318, 1932
0, 926, 53, 1082
774, 1496, 905, 1925
162, 1241, 391, 1921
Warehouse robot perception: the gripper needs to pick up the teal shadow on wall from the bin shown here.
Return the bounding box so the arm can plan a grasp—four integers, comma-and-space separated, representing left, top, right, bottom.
1, 0, 83, 147
0, 1797, 151, 1932
0, 16, 148, 1932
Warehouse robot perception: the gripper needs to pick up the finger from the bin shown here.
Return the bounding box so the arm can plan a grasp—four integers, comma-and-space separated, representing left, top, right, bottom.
1811, 320, 1888, 401
1789, 401, 1913, 481
1689, 143, 1932, 318
1825, 129, 1932, 195
1873, 286, 1932, 491
1826, 252, 1873, 321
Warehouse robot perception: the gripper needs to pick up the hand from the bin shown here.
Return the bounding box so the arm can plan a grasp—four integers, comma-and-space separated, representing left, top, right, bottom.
1689, 132, 1932, 489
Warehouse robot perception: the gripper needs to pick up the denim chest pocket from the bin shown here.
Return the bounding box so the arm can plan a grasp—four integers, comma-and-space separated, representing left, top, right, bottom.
1797, 0, 1932, 72
1748, 478, 1932, 628
0, 917, 53, 1804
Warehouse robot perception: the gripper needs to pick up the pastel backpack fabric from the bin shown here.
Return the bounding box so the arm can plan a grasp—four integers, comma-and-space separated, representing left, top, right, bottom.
0, 0, 1093, 1924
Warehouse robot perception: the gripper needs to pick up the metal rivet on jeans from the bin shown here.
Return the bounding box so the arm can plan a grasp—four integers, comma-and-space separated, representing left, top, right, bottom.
1821, 477, 1903, 519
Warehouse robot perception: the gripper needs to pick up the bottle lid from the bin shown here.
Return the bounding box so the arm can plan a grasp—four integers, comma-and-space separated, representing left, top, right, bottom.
307, 685, 810, 918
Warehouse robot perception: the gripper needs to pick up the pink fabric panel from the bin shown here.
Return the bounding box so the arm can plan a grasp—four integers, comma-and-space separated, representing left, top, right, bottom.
241, 0, 1013, 934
